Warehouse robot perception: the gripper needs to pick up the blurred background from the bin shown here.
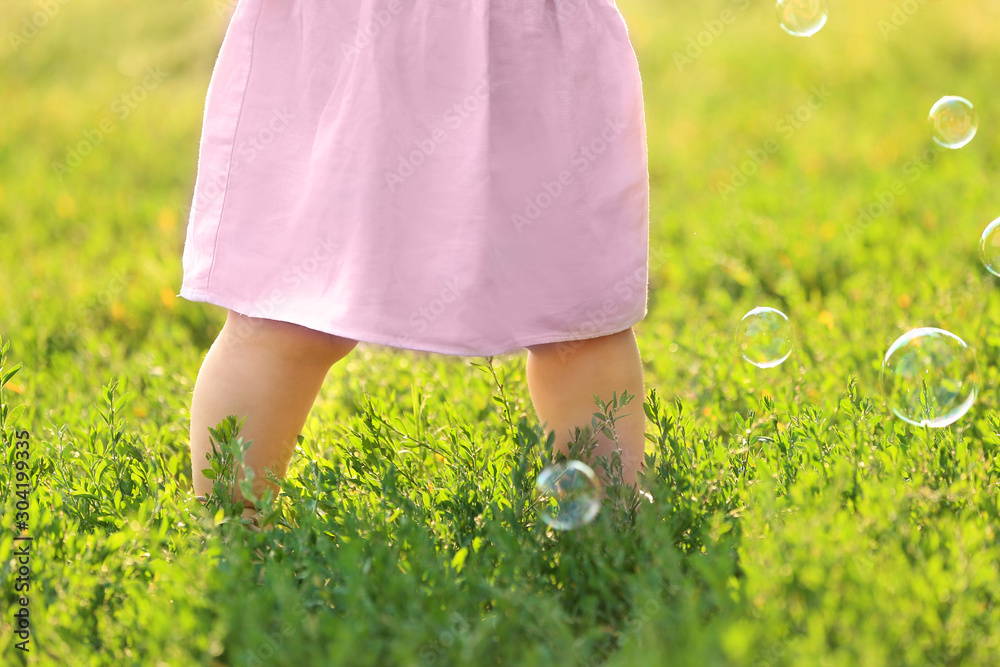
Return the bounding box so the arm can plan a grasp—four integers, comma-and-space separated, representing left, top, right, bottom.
1, 0, 999, 443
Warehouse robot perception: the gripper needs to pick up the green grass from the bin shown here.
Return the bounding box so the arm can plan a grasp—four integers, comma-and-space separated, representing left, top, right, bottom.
3, 0, 1000, 664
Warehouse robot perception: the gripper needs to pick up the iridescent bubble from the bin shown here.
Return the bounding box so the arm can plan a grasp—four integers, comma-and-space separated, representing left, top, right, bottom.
536, 460, 600, 531
881, 327, 978, 428
979, 217, 1000, 277
928, 96, 978, 149
737, 307, 794, 368
776, 0, 829, 37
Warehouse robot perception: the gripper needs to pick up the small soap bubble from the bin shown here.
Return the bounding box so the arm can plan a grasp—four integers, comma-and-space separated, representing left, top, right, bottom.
881, 327, 978, 428
536, 460, 601, 531
776, 0, 829, 37
737, 307, 794, 368
979, 217, 1000, 277
929, 96, 978, 149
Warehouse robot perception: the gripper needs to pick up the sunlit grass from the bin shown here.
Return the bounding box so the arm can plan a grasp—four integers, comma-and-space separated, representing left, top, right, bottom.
2, 0, 1000, 664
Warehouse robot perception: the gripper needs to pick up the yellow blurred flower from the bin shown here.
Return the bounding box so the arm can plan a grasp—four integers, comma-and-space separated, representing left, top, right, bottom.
921, 210, 938, 230
56, 192, 77, 219
819, 221, 836, 242
160, 287, 176, 310
818, 310, 835, 330
157, 207, 177, 232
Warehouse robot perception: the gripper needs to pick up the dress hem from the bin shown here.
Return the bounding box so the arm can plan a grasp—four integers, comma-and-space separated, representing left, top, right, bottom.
178, 286, 645, 358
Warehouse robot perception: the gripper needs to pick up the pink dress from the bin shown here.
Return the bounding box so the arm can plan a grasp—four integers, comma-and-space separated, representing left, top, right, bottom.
179, 0, 649, 357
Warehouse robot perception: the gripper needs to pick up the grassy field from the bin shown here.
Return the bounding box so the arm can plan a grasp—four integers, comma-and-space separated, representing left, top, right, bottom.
3, 0, 1000, 664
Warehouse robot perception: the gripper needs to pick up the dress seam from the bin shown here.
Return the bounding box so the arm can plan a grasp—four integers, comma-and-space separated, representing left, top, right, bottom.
560, 6, 591, 230
205, 0, 268, 292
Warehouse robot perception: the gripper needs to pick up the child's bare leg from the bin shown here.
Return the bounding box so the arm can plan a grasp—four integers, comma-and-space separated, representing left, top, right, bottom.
189, 310, 358, 513
525, 327, 646, 487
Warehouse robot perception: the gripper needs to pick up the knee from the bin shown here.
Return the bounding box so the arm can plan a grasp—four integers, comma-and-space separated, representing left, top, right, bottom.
223, 310, 358, 364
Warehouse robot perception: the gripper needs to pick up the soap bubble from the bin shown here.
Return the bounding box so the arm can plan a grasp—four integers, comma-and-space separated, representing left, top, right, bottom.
929, 96, 978, 149
881, 328, 978, 428
776, 0, 829, 37
536, 460, 600, 531
979, 216, 1000, 277
737, 307, 794, 368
